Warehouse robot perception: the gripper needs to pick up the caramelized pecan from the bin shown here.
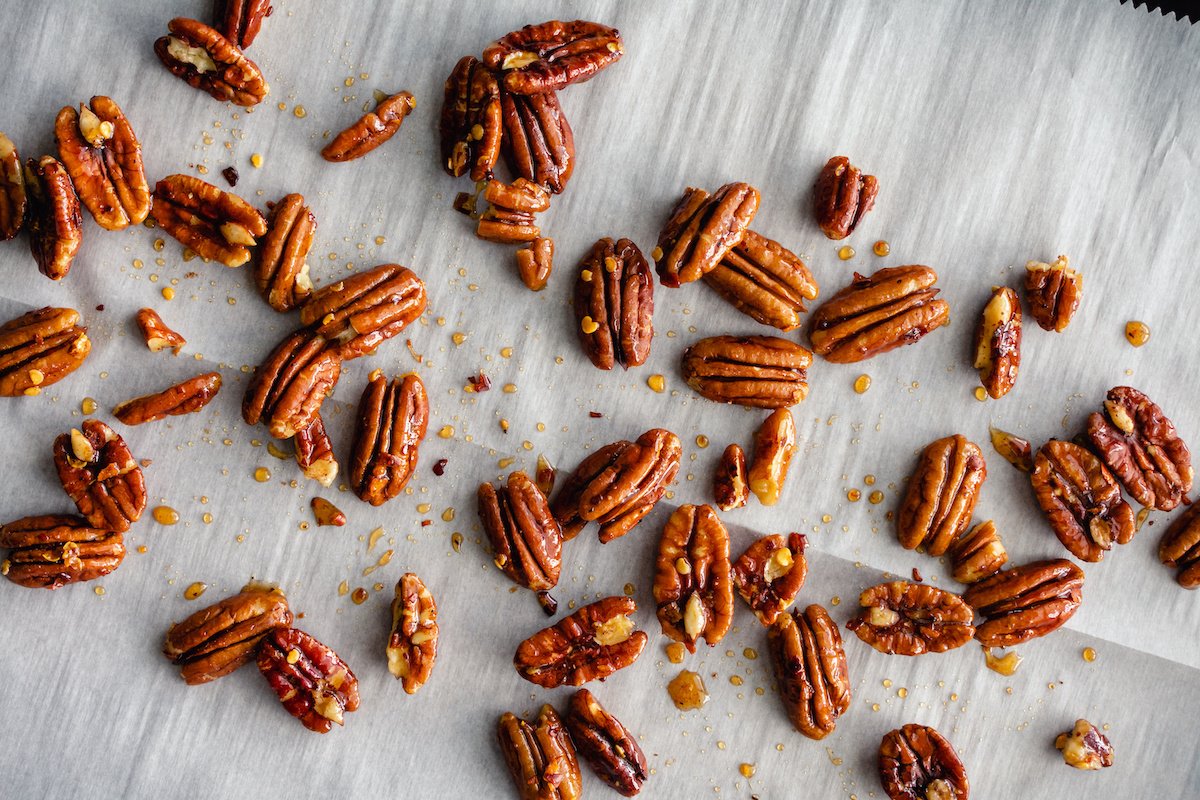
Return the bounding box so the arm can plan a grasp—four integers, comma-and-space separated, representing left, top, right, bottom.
294, 414, 338, 488
962, 559, 1083, 646
0, 132, 24, 240
973, 286, 1021, 399
300, 263, 427, 360
879, 724, 969, 800
349, 370, 428, 506
654, 183, 759, 287
654, 504, 733, 652
321, 90, 415, 162
988, 424, 1033, 472
514, 596, 647, 687
438, 56, 502, 180
54, 96, 150, 230
214, 0, 272, 48
1086, 386, 1192, 511
703, 229, 818, 330
258, 627, 360, 733
767, 605, 851, 740
1160, 503, 1200, 588
53, 419, 146, 533
517, 237, 554, 291
713, 443, 749, 511
564, 689, 648, 797
310, 496, 346, 527
479, 470, 561, 592
897, 435, 987, 557
1055, 719, 1114, 769
813, 156, 878, 240
387, 572, 438, 693
576, 428, 681, 543
483, 20, 624, 95
241, 327, 342, 439
681, 334, 811, 407
24, 156, 82, 280
747, 408, 796, 506
255, 193, 315, 312
135, 308, 186, 354
1025, 255, 1081, 332
845, 581, 974, 656
477, 177, 549, 243
112, 372, 222, 425
501, 88, 574, 194
150, 174, 267, 267
0, 306, 90, 397
498, 706, 583, 800
733, 532, 807, 625
1031, 440, 1135, 562
154, 18, 269, 106
163, 582, 291, 684
949, 520, 1007, 585
0, 514, 124, 589
574, 237, 654, 370
550, 441, 631, 540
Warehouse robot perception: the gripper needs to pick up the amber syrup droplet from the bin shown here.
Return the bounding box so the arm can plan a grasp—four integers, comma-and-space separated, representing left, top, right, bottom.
838, 245, 855, 260
153, 506, 180, 525
974, 387, 988, 402
873, 240, 890, 257
869, 490, 884, 504
351, 587, 368, 604
451, 532, 463, 552
1083, 647, 1097, 662
854, 374, 871, 394
338, 580, 349, 596
847, 489, 861, 502
1125, 321, 1150, 347
665, 642, 686, 664
184, 582, 207, 600
254, 467, 271, 482
740, 763, 757, 778
983, 645, 1023, 676
667, 669, 708, 710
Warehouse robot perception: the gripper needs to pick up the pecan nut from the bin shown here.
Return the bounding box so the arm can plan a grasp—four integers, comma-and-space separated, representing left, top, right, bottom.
24, 156, 82, 281
845, 581, 975, 656
747, 408, 796, 506
766, 605, 851, 741
703, 229, 819, 330
300, 263, 427, 360
135, 307, 186, 354
1031, 440, 1135, 562
214, 0, 272, 48
150, 174, 267, 267
498, 706, 583, 800
988, 424, 1033, 472
574, 237, 654, 370
163, 582, 291, 684
654, 504, 734, 652
154, 18, 269, 106
321, 90, 415, 162
0, 514, 125, 590
1056, 719, 1114, 770
438, 56, 502, 180
813, 156, 879, 240
0, 132, 25, 240
879, 724, 969, 800
564, 689, 648, 797
517, 237, 554, 291
653, 183, 760, 287
349, 371, 428, 505
713, 443, 749, 511
241, 327, 343, 439
681, 335, 811, 407
112, 372, 222, 425
387, 572, 438, 694
480, 470, 562, 592
255, 193, 315, 312
501, 89, 574, 193
550, 441, 631, 540
514, 596, 647, 688
1025, 255, 1081, 332
733, 532, 807, 625
258, 627, 360, 733
962, 559, 1083, 647
0, 306, 90, 397
477, 177, 549, 244
574, 428, 682, 543
310, 497, 346, 527
1159, 503, 1200, 588
483, 20, 624, 95
53, 419, 146, 533
897, 435, 987, 557
295, 414, 338, 488
54, 97, 150, 230
973, 286, 1021, 399
1086, 386, 1192, 511
948, 520, 1007, 585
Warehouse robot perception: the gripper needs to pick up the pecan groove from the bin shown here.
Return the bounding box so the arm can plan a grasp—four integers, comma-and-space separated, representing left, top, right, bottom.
574, 237, 654, 370
514, 596, 647, 688
502, 89, 574, 193
973, 286, 1021, 399
483, 20, 624, 95
654, 504, 734, 652
498, 706, 583, 800
0, 514, 124, 590
0, 132, 24, 240
24, 156, 82, 280
1025, 255, 1081, 332
154, 18, 269, 106
387, 572, 438, 693
1086, 386, 1192, 511
733, 533, 807, 625
897, 435, 987, 557
54, 96, 150, 230
879, 724, 969, 800
0, 306, 90, 397
53, 419, 146, 533
479, 470, 562, 592
767, 605, 851, 740
703, 230, 818, 330
962, 559, 1083, 647
349, 371, 428, 506
681, 335, 811, 408
438, 56, 502, 180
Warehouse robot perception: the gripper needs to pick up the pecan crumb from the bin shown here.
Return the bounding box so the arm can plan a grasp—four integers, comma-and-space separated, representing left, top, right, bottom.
467, 372, 491, 392
222, 166, 239, 187
433, 458, 448, 476
589, 411, 603, 418
95, 305, 105, 311
911, 567, 923, 582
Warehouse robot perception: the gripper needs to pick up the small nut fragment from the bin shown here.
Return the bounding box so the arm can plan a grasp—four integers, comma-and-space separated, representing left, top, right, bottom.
654, 183, 760, 287
1159, 502, 1200, 588
747, 408, 796, 506
1024, 255, 1081, 332
516, 237, 554, 291
654, 504, 734, 652
0, 131, 25, 240
135, 308, 186, 354
501, 89, 574, 193
574, 237, 654, 370
255, 193, 316, 312
387, 572, 438, 693
258, 627, 360, 733
321, 90, 415, 162
498, 706, 583, 800
949, 520, 1007, 584
242, 328, 342, 439
163, 582, 291, 684
564, 689, 648, 797
295, 414, 338, 487
150, 174, 267, 267
154, 18, 269, 106
0, 306, 90, 397
712, 443, 749, 511
513, 596, 647, 688
52, 419, 146, 533
813, 156, 879, 240
1086, 386, 1192, 511
483, 20, 624, 95
479, 470, 562, 592
310, 497, 346, 527
973, 286, 1021, 399
214, 0, 273, 49
845, 581, 975, 656
767, 605, 851, 740
963, 559, 1084, 647
24, 156, 82, 281
733, 532, 807, 625
476, 177, 549, 244
1055, 719, 1114, 770
879, 724, 969, 800
54, 96, 151, 230
1031, 440, 1135, 562
897, 435, 987, 557
112, 372, 222, 425
0, 514, 125, 589
348, 371, 429, 506
570, 428, 682, 543
299, 263, 427, 360
988, 425, 1033, 472
703, 229, 819, 330
682, 335, 811, 407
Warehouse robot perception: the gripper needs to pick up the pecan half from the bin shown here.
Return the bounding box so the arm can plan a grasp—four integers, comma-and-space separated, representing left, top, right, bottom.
1055, 719, 1114, 770
733, 532, 807, 625
813, 156, 879, 240
713, 443, 749, 511
1025, 255, 1081, 332
241, 327, 342, 439
24, 156, 82, 281
846, 581, 975, 656
150, 174, 267, 267
575, 428, 682, 543
258, 627, 360, 733
321, 90, 415, 162
514, 596, 647, 687
962, 559, 1083, 647
1159, 503, 1200, 588
477, 177, 549, 244
564, 689, 648, 797
53, 419, 146, 533
255, 193, 315, 312
214, 0, 272, 48
480, 470, 562, 592
295, 414, 338, 487
483, 20, 624, 95
973, 286, 1021, 399
517, 237, 554, 291
703, 230, 818, 331
653, 183, 760, 287
949, 520, 1007, 585
154, 18, 269, 106
501, 89, 574, 193
767, 605, 851, 740
550, 441, 631, 540
1086, 386, 1192, 511
163, 582, 291, 684
747, 408, 796, 506
438, 56, 502, 180
300, 263, 427, 360
0, 132, 24, 240
135, 308, 186, 354
809, 265, 949, 363
574, 237, 654, 370
387, 572, 438, 693
879, 724, 969, 800
498, 706, 583, 800
112, 372, 222, 425
54, 97, 150, 230
1031, 440, 1135, 562
0, 514, 124, 589
897, 435, 987, 557
0, 306, 90, 397
654, 504, 734, 652
681, 335, 811, 407
348, 370, 428, 505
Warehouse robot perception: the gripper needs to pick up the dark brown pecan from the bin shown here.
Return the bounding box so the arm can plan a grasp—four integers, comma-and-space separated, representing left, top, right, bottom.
135, 308, 186, 355
747, 408, 796, 506
813, 156, 879, 240
1086, 386, 1192, 511
294, 414, 338, 488
300, 263, 427, 360
550, 441, 631, 540
501, 89, 574, 193
703, 229, 818, 330
477, 177, 549, 244
574, 237, 654, 370
1032, 440, 1135, 562
53, 419, 146, 533
879, 724, 969, 800
988, 424, 1033, 472
846, 581, 975, 656
321, 90, 415, 162
949, 520, 1007, 585
387, 572, 438, 694
564, 689, 648, 797
154, 18, 269, 106
241, 327, 342, 439
713, 443, 749, 511
0, 306, 90, 397
255, 193, 315, 312
808, 265, 949, 363
1025, 255, 1081, 332
54, 96, 150, 231
653, 183, 760, 287
517, 237, 554, 291
514, 596, 647, 688
214, 0, 272, 48
150, 174, 267, 267
0, 132, 24, 240
483, 20, 624, 95
897, 435, 987, 557
258, 627, 360, 733
112, 372, 222, 425
349, 371, 428, 506
733, 532, 807, 625
24, 156, 82, 281
962, 559, 1083, 647
498, 706, 583, 800
163, 582, 291, 684
0, 514, 124, 589
681, 334, 811, 407
479, 470, 562, 592
438, 56, 502, 180
1160, 503, 1200, 588
973, 286, 1021, 399
654, 504, 734, 652
1055, 719, 1114, 770
767, 605, 851, 741
576, 428, 682, 543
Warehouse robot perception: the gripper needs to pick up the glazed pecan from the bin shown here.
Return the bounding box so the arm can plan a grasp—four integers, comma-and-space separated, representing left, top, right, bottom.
294, 414, 338, 487
53, 420, 146, 533
813, 156, 878, 240
387, 572, 438, 693
575, 428, 681, 543
767, 605, 851, 740
150, 174, 267, 267
0, 306, 90, 397
438, 56, 502, 180
498, 706, 583, 800
733, 532, 807, 625
949, 520, 1007, 585
517, 237, 554, 291
310, 497, 346, 527
113, 372, 222, 425
550, 441, 631, 540
154, 18, 269, 106
879, 724, 969, 800
241, 328, 342, 439
163, 582, 291, 684
1031, 440, 1135, 562
24, 156, 82, 281
477, 177, 549, 244
962, 559, 1083, 647
480, 470, 561, 592
514, 596, 647, 688
321, 90, 415, 162
897, 435, 987, 557
349, 370, 428, 506
0, 132, 24, 240
681, 335, 811, 407
483, 20, 624, 95
973, 286, 1021, 399
564, 689, 648, 797
988, 424, 1033, 472
747, 408, 796, 506
501, 89, 574, 193
1086, 386, 1192, 511
300, 263, 427, 360
258, 627, 360, 733
703, 230, 818, 330
574, 237, 654, 370
135, 308, 186, 354
214, 0, 272, 48
713, 443, 748, 511
0, 514, 124, 589
1159, 503, 1200, 588
255, 193, 315, 312
1056, 719, 1114, 770
654, 504, 734, 652
846, 581, 975, 656
653, 183, 759, 287
54, 97, 150, 230
1025, 255, 1081, 332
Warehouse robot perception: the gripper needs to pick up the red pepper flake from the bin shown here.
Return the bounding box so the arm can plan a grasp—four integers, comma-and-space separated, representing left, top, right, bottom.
421, 520, 432, 527
911, 567, 923, 582
433, 458, 448, 476
589, 411, 603, 418
467, 372, 491, 392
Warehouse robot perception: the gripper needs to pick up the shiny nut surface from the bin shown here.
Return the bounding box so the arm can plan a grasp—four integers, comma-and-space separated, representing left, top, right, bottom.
1086, 386, 1192, 511
214, 0, 273, 48
498, 705, 583, 800
54, 97, 150, 231
438, 56, 502, 180
501, 89, 574, 193
814, 155, 879, 240
713, 443, 749, 511
483, 20, 624, 95
514, 596, 647, 688
574, 237, 654, 370
258, 627, 360, 733
154, 18, 269, 106
301, 263, 427, 360
387, 572, 438, 694
682, 335, 811, 408
949, 520, 1007, 585
1055, 719, 1114, 770
517, 237, 554, 291
321, 90, 415, 162
703, 229, 819, 331
879, 724, 969, 800
0, 306, 91, 397
733, 532, 807, 625
564, 689, 648, 797
846, 581, 975, 656
550, 440, 630, 540
897, 434, 987, 557
150, 173, 268, 267
0, 131, 25, 240
0, 514, 125, 590
255, 193, 316, 312
135, 308, 186, 355
575, 428, 681, 543
241, 328, 342, 439
747, 408, 796, 506
476, 177, 549, 244
1025, 255, 1081, 332
1159, 502, 1200, 588
654, 504, 734, 652
53, 419, 146, 533
112, 372, 222, 425
962, 559, 1083, 647
294, 414, 338, 488
767, 605, 851, 740
973, 286, 1021, 399
24, 156, 82, 281
654, 183, 759, 287
163, 582, 291, 684
349, 371, 429, 506
479, 470, 562, 592
1031, 440, 1135, 562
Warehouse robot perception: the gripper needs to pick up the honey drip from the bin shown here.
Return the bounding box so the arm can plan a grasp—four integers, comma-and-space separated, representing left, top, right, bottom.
184, 582, 207, 600
665, 642, 686, 664
983, 645, 1023, 676
1125, 320, 1150, 347
667, 669, 708, 710
873, 240, 890, 257
351, 587, 368, 604
153, 506, 180, 525
363, 550, 394, 576
854, 374, 871, 394
838, 245, 855, 260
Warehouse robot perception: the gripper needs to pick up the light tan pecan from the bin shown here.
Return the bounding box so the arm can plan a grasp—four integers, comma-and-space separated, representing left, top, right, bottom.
300, 263, 427, 360
565, 689, 648, 797
1160, 503, 1200, 588
53, 419, 146, 533
498, 706, 583, 800
112, 372, 222, 425
517, 237, 554, 291
439, 56, 502, 180
0, 514, 125, 590
703, 229, 818, 330
973, 286, 1021, 399
349, 370, 428, 505
241, 328, 342, 439
321, 90, 415, 162
962, 559, 1083, 647
550, 441, 631, 540
1025, 255, 1081, 332
501, 88, 574, 193
897, 435, 987, 557
682, 334, 811, 407
733, 532, 807, 625
575, 428, 682, 543
154, 18, 269, 106
747, 408, 796, 506
846, 581, 975, 656
163, 582, 291, 684
879, 724, 969, 800
767, 604, 851, 740
1056, 719, 1114, 770
24, 156, 82, 280
514, 596, 647, 687
949, 520, 1007, 584
54, 96, 150, 230
150, 174, 267, 267
1086, 386, 1192, 511
713, 443, 749, 511
574, 237, 654, 370
653, 183, 760, 287
1031, 440, 1135, 562
483, 20, 624, 95
387, 572, 438, 693
214, 0, 272, 48
294, 414, 337, 487
476, 177, 549, 244
254, 193, 315, 312
135, 308, 186, 354
480, 470, 561, 595
258, 627, 359, 733
813, 156, 879, 240
988, 424, 1033, 472
0, 306, 90, 397
0, 132, 24, 240
654, 504, 734, 652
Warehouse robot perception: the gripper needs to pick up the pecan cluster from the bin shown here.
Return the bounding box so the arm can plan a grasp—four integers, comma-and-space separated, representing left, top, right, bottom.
0, 514, 125, 590
845, 581, 975, 656
479, 470, 562, 592
573, 237, 653, 370
54, 96, 150, 231
682, 335, 811, 407
514, 596, 647, 688
348, 371, 429, 505
963, 559, 1083, 646
654, 504, 734, 652
767, 605, 851, 740
0, 306, 91, 397
878, 724, 969, 800
897, 435, 987, 557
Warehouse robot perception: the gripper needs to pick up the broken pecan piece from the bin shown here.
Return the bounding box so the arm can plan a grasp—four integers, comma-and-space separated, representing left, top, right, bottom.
477, 177, 549, 244
1031, 440, 1135, 562
703, 230, 818, 330
550, 441, 631, 540
154, 18, 269, 106
499, 706, 583, 800
973, 286, 1021, 399
577, 428, 681, 543
300, 263, 427, 360
258, 627, 360, 733
214, 0, 272, 48
438, 56, 502, 180
135, 308, 186, 354
294, 414, 338, 488
654, 504, 734, 652
897, 435, 987, 557
713, 443, 749, 511
387, 572, 438, 693
654, 183, 760, 287
349, 370, 428, 505
564, 689, 648, 797
480, 470, 561, 593
321, 90, 415, 162
514, 596, 647, 687
54, 96, 150, 230
0, 132, 24, 240
682, 335, 811, 407
0, 514, 124, 589
150, 174, 267, 267
733, 532, 807, 625
112, 372, 222, 425
988, 424, 1033, 472
1025, 255, 1081, 332
0, 306, 90, 397
501, 88, 574, 193
846, 581, 975, 656
254, 193, 315, 312
24, 156, 82, 280
1160, 503, 1200, 588
962, 559, 1083, 647
879, 724, 969, 800
310, 497, 346, 527
813, 156, 879, 240
483, 20, 624, 95
574, 237, 654, 370
242, 327, 342, 439
163, 582, 291, 684
53, 419, 146, 533
517, 237, 554, 291
1086, 386, 1192, 511
1055, 719, 1114, 769
767, 604, 851, 740
949, 520, 1007, 585
747, 408, 796, 506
